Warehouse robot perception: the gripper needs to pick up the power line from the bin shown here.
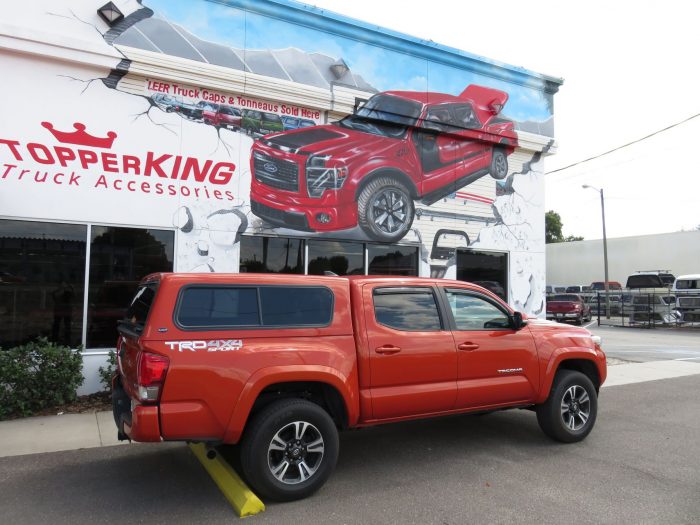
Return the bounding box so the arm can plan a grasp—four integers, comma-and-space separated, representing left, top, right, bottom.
546, 112, 700, 175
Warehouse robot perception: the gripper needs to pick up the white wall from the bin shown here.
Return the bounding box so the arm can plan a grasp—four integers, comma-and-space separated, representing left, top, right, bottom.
546, 230, 700, 286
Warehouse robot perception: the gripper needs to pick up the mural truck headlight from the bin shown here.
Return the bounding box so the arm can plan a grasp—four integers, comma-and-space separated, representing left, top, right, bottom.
306, 155, 348, 198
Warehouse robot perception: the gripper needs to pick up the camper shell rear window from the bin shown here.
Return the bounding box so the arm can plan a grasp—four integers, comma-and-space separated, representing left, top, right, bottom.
175, 285, 334, 329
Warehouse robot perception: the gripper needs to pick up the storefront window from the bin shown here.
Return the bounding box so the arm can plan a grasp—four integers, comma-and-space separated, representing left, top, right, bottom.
86, 226, 174, 348
0, 220, 86, 349
456, 249, 508, 301
239, 236, 304, 274
307, 240, 364, 276
367, 245, 418, 276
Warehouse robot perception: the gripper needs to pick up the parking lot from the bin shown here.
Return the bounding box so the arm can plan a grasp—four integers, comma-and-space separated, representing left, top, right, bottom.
1, 328, 699, 524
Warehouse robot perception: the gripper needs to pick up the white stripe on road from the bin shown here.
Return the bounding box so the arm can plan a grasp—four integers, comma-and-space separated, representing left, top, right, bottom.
674, 357, 700, 361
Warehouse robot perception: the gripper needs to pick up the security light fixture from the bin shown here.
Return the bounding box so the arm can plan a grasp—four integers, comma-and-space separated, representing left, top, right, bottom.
330, 59, 349, 79
97, 2, 124, 26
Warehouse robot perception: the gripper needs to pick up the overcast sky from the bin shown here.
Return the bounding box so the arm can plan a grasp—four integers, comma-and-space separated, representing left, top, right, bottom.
310, 0, 700, 239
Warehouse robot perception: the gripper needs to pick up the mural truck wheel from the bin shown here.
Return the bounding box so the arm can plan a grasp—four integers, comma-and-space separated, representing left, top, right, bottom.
490, 148, 508, 180
358, 176, 414, 242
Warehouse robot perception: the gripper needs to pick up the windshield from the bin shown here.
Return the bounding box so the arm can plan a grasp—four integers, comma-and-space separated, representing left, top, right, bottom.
339, 94, 421, 138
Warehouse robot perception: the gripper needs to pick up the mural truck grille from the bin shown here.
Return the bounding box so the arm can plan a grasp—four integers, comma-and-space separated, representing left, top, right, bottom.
253, 152, 299, 192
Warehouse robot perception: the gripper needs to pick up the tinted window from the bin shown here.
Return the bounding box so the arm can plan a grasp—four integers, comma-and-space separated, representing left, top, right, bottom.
373, 289, 441, 331
367, 245, 418, 276
178, 287, 259, 327
124, 284, 157, 329
260, 287, 332, 326
239, 236, 304, 274
447, 292, 510, 330
87, 226, 174, 347
0, 219, 86, 349
457, 249, 508, 300
676, 279, 699, 290
626, 275, 663, 288
660, 274, 675, 285
308, 240, 364, 276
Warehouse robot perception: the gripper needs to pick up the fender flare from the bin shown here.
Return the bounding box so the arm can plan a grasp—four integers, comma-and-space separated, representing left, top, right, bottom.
223, 365, 359, 444
536, 348, 603, 404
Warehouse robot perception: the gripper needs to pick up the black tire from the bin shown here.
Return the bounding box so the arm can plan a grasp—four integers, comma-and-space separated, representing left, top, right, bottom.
357, 176, 415, 242
574, 316, 583, 326
240, 399, 339, 502
536, 370, 597, 443
489, 148, 508, 180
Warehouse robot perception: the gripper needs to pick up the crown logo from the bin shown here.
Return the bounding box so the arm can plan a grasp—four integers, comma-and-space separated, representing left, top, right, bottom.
41, 122, 117, 149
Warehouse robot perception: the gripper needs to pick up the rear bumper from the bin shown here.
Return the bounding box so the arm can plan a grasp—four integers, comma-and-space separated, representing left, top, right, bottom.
112, 374, 162, 442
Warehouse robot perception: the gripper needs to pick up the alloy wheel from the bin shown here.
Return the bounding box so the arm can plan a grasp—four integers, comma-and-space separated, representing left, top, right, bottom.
560, 385, 591, 431
371, 189, 407, 234
267, 421, 325, 485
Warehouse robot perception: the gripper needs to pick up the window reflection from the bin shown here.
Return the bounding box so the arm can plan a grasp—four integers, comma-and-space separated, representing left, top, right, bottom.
457, 250, 508, 300
308, 240, 364, 275
239, 236, 304, 274
447, 292, 510, 330
0, 220, 86, 348
374, 291, 441, 331
87, 226, 174, 348
368, 245, 418, 276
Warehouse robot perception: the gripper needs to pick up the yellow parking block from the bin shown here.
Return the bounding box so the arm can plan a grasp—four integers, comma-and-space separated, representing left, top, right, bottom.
189, 443, 266, 517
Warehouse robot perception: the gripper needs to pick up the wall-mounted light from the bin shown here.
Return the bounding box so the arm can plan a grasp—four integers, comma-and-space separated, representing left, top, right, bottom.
330, 59, 349, 79
97, 2, 124, 26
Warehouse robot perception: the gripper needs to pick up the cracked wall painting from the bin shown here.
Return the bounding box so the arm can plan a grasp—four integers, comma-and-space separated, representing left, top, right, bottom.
0, 0, 554, 316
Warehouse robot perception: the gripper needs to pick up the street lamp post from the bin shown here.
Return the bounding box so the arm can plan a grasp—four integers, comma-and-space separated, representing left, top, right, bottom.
582, 184, 611, 319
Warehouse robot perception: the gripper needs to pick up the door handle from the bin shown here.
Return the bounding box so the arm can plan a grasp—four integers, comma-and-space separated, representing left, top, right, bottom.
375, 345, 402, 355
457, 342, 480, 351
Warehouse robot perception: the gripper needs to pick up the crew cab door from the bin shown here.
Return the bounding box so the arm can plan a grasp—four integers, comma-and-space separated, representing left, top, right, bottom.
440, 287, 539, 409
414, 105, 461, 196
364, 284, 457, 419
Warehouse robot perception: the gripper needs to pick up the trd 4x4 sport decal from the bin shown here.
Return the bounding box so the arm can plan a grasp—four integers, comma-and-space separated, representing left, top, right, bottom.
165, 340, 243, 352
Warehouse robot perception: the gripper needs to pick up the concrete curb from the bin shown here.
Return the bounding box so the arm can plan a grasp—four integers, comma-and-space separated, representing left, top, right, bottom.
603, 360, 700, 388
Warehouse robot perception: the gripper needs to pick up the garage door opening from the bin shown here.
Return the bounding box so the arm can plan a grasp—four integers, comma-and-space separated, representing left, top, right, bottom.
456, 249, 509, 301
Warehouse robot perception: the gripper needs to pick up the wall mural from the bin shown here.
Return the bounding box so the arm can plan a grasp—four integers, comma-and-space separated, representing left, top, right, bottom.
0, 0, 555, 316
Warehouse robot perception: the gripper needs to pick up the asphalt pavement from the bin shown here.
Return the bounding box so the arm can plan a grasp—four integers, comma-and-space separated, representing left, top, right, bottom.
588, 325, 700, 363
1, 374, 699, 524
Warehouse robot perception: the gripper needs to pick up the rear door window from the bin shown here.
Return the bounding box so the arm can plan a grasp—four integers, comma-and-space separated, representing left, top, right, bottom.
373, 288, 442, 331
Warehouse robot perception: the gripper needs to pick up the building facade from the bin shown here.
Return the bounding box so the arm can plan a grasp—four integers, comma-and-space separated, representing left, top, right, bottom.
0, 0, 561, 392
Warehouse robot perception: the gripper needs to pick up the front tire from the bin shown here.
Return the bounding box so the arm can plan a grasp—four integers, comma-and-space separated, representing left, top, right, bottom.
490, 148, 508, 180
536, 370, 597, 443
240, 399, 339, 502
357, 176, 415, 242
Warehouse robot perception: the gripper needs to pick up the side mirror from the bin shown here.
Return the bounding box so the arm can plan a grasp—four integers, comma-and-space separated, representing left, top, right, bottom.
511, 311, 526, 330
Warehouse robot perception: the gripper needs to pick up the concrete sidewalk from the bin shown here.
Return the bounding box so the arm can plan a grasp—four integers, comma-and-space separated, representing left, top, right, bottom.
2, 359, 700, 459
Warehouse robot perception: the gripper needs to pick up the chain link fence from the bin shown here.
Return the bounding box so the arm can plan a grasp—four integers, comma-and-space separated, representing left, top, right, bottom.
582, 290, 700, 328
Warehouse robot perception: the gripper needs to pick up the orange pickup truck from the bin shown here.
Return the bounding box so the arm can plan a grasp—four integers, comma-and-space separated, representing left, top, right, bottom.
112, 273, 606, 501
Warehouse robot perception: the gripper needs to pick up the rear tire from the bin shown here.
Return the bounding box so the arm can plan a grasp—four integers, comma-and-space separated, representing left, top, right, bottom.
240, 399, 339, 502
536, 370, 597, 443
489, 148, 508, 180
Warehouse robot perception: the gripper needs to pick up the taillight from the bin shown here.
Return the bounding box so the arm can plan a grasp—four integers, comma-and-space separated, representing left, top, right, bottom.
137, 351, 169, 403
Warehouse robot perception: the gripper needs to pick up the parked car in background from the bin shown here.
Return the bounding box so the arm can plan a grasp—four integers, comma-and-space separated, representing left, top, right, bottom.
590, 281, 622, 291
625, 271, 675, 289
151, 93, 181, 113
243, 110, 284, 135
628, 294, 680, 325
566, 285, 591, 293
672, 274, 700, 323
546, 285, 566, 296
202, 104, 242, 130
281, 116, 316, 130
546, 293, 591, 325
176, 100, 204, 120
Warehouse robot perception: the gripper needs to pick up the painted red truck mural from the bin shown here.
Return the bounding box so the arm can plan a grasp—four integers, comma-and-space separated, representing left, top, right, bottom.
249, 84, 518, 242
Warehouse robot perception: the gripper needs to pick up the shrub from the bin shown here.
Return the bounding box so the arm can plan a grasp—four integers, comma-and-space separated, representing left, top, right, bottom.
0, 338, 83, 420
98, 350, 117, 392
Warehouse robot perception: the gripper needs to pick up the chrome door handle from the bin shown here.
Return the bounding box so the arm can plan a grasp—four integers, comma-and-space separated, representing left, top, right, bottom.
375, 345, 402, 355
457, 342, 480, 351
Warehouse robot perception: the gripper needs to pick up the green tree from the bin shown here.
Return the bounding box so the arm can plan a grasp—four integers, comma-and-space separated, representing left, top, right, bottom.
545, 210, 583, 244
